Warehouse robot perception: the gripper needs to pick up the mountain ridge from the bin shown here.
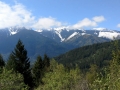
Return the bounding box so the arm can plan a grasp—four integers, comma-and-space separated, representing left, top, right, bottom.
0, 27, 120, 60
1, 27, 120, 42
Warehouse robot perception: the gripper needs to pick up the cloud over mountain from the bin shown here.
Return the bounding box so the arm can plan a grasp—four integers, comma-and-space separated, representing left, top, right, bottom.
0, 1, 105, 30
0, 1, 34, 29
32, 17, 63, 29
71, 16, 105, 29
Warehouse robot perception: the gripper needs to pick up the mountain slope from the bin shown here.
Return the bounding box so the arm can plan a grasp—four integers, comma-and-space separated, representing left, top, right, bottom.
35, 28, 119, 50
0, 29, 66, 59
0, 27, 120, 60
55, 40, 120, 69
35, 28, 120, 42
62, 34, 110, 50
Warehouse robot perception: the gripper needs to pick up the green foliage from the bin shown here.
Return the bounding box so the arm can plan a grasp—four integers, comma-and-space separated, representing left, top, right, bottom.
32, 55, 43, 87
13, 40, 30, 74
32, 54, 50, 88
36, 59, 82, 90
6, 53, 17, 71
43, 54, 50, 71
89, 40, 120, 90
90, 67, 120, 90
6, 40, 33, 87
2, 38, 120, 90
55, 40, 117, 70
86, 64, 98, 83
0, 68, 29, 90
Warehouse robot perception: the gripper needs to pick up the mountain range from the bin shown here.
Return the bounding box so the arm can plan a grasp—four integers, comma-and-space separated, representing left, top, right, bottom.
0, 27, 120, 61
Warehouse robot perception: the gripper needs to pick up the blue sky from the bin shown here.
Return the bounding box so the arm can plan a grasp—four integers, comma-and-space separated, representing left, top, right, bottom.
0, 0, 120, 30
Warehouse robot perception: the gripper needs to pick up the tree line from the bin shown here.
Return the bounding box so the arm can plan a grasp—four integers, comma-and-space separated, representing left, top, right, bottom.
1, 40, 120, 90
0, 40, 50, 89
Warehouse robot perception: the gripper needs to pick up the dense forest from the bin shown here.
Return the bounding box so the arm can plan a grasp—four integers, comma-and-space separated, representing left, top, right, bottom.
0, 40, 120, 90
55, 40, 120, 70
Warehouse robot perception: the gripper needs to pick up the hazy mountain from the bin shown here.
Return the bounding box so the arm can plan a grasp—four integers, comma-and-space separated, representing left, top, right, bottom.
0, 28, 66, 60
0, 27, 120, 60
35, 27, 119, 50
35, 27, 120, 42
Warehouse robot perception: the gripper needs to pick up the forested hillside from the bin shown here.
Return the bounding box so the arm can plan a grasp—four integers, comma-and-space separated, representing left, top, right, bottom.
55, 40, 120, 70
1, 40, 120, 90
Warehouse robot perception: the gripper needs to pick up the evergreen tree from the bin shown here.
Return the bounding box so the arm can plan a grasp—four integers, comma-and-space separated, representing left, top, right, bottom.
32, 55, 43, 87
0, 54, 5, 73
86, 64, 98, 84
7, 40, 33, 87
90, 40, 120, 90
43, 54, 50, 71
6, 53, 17, 72
37, 59, 82, 90
0, 54, 5, 68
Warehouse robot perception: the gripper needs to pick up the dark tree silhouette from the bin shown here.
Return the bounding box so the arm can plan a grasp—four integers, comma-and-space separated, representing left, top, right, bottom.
6, 40, 33, 88
32, 55, 43, 86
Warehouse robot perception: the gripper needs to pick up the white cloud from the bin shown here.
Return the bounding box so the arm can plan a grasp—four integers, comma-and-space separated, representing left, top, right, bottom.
71, 18, 97, 29
117, 24, 120, 27
33, 17, 62, 29
0, 1, 34, 29
92, 16, 105, 22
0, 1, 105, 30
0, 1, 64, 29
71, 16, 105, 29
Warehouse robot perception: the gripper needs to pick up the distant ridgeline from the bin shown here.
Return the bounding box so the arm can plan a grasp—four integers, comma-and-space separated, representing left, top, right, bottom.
1, 27, 120, 60
55, 39, 120, 70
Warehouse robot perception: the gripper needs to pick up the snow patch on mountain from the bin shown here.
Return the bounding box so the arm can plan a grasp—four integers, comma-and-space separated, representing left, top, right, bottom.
54, 30, 65, 42
66, 32, 79, 40
81, 33, 86, 35
9, 27, 18, 35
35, 29, 43, 32
53, 27, 85, 32
93, 28, 107, 31
80, 29, 86, 32
8, 27, 26, 35
98, 31, 120, 39
2, 27, 120, 42
54, 27, 68, 33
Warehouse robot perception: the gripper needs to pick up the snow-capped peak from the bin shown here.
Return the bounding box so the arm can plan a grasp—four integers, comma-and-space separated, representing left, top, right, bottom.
53, 26, 69, 33
3, 26, 120, 42
35, 29, 43, 32
8, 27, 26, 35
54, 27, 67, 31
98, 31, 120, 40
9, 27, 20, 35
93, 28, 107, 31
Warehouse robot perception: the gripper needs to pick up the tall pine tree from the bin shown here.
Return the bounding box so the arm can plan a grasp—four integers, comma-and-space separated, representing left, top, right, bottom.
32, 55, 43, 87
0, 54, 5, 68
6, 40, 33, 87
43, 54, 50, 71
6, 53, 17, 71
0, 54, 5, 73
32, 54, 50, 87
